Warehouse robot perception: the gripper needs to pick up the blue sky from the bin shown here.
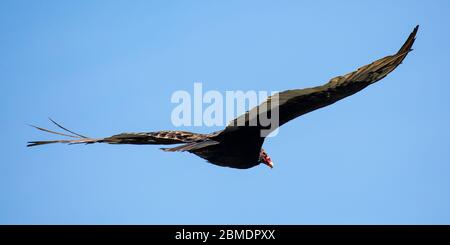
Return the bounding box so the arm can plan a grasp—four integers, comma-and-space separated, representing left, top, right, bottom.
1, 0, 450, 224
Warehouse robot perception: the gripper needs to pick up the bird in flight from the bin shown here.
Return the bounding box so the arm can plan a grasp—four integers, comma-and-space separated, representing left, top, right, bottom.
28, 26, 418, 169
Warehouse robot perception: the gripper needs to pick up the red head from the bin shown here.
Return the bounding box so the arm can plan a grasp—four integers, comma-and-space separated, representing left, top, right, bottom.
259, 149, 273, 169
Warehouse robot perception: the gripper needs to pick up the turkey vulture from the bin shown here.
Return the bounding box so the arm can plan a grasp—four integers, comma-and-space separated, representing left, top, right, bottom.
28, 26, 419, 169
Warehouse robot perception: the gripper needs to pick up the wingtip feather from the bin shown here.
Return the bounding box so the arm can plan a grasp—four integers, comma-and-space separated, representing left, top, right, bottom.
397, 25, 419, 55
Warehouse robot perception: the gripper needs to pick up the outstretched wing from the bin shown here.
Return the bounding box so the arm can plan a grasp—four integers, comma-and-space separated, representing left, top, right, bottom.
27, 119, 206, 147
218, 25, 418, 140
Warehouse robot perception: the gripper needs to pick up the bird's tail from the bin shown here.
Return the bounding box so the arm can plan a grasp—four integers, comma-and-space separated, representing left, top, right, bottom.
160, 140, 220, 152
27, 118, 206, 147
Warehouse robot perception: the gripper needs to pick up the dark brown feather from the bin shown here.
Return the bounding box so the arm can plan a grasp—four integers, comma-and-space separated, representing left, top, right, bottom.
28, 119, 208, 147
220, 25, 419, 139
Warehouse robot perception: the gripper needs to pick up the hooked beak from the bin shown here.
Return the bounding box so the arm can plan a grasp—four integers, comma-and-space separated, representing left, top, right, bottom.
263, 160, 274, 169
